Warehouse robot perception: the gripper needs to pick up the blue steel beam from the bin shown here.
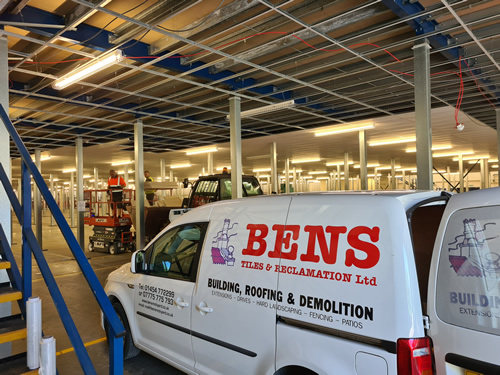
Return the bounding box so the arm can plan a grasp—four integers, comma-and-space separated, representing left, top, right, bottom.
381, 0, 500, 104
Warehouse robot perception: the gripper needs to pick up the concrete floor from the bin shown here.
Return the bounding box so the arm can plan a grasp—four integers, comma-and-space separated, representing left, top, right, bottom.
0, 210, 185, 375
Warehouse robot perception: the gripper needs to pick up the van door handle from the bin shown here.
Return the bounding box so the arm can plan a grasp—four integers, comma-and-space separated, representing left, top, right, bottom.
174, 298, 189, 308
196, 302, 213, 315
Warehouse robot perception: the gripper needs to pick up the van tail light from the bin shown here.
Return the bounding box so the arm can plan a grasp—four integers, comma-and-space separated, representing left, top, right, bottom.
397, 337, 435, 375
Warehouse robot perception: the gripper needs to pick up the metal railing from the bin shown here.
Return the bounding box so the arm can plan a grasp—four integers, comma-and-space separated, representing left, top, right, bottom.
0, 105, 125, 375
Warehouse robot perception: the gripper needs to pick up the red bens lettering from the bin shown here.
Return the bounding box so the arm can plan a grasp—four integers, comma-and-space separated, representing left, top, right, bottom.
268, 225, 300, 259
345, 226, 380, 269
242, 224, 268, 256
300, 226, 347, 264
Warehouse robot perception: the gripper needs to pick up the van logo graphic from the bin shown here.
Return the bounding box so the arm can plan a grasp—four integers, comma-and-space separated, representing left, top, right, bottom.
448, 219, 499, 277
211, 219, 238, 266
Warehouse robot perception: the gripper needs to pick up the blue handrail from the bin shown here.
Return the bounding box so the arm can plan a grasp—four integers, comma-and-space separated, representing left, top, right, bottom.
0, 105, 125, 374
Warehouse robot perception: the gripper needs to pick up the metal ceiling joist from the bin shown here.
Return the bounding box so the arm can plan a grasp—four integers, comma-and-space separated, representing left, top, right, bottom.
110, 0, 201, 45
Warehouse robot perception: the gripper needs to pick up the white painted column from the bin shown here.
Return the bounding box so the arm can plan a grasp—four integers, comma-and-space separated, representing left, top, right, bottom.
70, 172, 75, 228
292, 167, 297, 193
270, 142, 278, 194
485, 160, 490, 188
207, 153, 213, 176
34, 150, 43, 247
344, 153, 350, 191
480, 160, 485, 189
391, 159, 396, 190
135, 119, 145, 250
50, 174, 55, 226
76, 137, 85, 249
229, 97, 242, 199
285, 158, 290, 193
414, 40, 433, 189
123, 165, 129, 186
359, 130, 368, 190
458, 154, 464, 193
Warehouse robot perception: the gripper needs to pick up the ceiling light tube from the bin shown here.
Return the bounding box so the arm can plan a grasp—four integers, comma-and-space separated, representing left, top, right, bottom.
236, 100, 295, 119
186, 146, 218, 155
291, 158, 321, 164
111, 160, 134, 166
326, 161, 353, 166
452, 155, 490, 161
31, 155, 51, 162
406, 145, 452, 153
53, 49, 124, 90
253, 168, 272, 172
170, 164, 192, 169
308, 171, 328, 175
369, 137, 416, 146
432, 151, 473, 158
314, 123, 374, 137
353, 163, 380, 168
62, 168, 76, 173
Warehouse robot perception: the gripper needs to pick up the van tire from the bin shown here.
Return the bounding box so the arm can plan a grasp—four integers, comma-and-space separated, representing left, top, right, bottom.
107, 302, 140, 359
275, 366, 318, 375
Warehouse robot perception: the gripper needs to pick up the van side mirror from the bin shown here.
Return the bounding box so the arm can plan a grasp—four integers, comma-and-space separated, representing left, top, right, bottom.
131, 250, 145, 274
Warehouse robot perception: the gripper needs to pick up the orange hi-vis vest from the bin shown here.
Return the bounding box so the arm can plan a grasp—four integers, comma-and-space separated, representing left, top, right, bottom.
108, 176, 126, 192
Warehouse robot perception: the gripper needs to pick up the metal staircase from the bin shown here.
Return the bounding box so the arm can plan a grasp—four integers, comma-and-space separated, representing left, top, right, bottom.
0, 104, 126, 374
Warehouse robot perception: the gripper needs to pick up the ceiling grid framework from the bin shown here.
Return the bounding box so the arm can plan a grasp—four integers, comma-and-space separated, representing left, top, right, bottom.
0, 0, 499, 181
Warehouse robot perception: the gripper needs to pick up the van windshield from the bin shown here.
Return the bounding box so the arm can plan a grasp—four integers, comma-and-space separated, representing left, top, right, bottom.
436, 205, 500, 335
220, 177, 263, 200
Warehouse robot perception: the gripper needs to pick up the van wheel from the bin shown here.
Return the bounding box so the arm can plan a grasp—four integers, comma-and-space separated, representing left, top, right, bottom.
275, 366, 318, 375
109, 244, 117, 255
106, 302, 140, 359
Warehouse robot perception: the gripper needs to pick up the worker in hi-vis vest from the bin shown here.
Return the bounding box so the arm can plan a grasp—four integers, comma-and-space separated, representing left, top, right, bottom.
144, 170, 156, 206
108, 169, 126, 217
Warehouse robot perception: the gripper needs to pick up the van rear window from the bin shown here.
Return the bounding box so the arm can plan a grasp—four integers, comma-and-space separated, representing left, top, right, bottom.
436, 206, 500, 335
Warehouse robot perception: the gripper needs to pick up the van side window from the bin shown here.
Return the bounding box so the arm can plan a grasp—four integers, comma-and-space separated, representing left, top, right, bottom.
436, 206, 500, 335
148, 222, 208, 282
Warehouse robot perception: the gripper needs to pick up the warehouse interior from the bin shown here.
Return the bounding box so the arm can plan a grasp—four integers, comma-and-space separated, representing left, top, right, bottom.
1, 0, 500, 373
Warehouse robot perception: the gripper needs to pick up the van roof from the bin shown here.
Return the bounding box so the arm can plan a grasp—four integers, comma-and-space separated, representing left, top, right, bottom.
223, 190, 446, 211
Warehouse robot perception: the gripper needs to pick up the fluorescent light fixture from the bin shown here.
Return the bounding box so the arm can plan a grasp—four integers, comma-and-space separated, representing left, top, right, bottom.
186, 146, 218, 155
492, 165, 498, 168
63, 168, 76, 173
53, 49, 124, 90
453, 155, 490, 161
52, 178, 60, 182
235, 100, 295, 119
406, 145, 452, 153
302, 176, 313, 179
376, 166, 400, 170
353, 163, 380, 169
291, 158, 321, 164
258, 174, 270, 178
314, 123, 374, 137
253, 168, 272, 172
83, 175, 92, 178
326, 161, 354, 166
31, 155, 51, 162
432, 170, 447, 174
170, 164, 191, 169
316, 177, 330, 180
282, 169, 302, 173
432, 151, 473, 158
308, 171, 328, 175
369, 137, 416, 146
89, 179, 95, 183
116, 170, 134, 174
128, 179, 135, 183
111, 160, 134, 166
367, 174, 382, 177
308, 180, 320, 183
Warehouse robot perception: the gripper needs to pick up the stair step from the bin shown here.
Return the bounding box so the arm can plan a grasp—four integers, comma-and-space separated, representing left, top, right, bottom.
0, 315, 26, 345
0, 261, 11, 270
0, 286, 22, 304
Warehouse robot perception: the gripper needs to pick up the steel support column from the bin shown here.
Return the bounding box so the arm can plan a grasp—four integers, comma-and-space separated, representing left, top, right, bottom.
344, 153, 350, 191
50, 174, 55, 226
497, 109, 500, 186
271, 142, 278, 194
124, 165, 129, 187
480, 160, 485, 189
359, 130, 367, 190
70, 172, 75, 228
285, 158, 290, 194
391, 159, 396, 190
75, 137, 84, 249
135, 119, 145, 250
229, 97, 243, 199
34, 149, 43, 247
207, 153, 213, 176
414, 41, 433, 190
458, 154, 464, 193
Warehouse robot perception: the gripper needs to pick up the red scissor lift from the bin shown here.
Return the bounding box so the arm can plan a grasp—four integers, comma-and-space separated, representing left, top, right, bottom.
84, 188, 135, 255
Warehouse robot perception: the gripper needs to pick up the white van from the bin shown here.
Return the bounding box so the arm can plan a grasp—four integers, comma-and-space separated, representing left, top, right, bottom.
104, 189, 500, 375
